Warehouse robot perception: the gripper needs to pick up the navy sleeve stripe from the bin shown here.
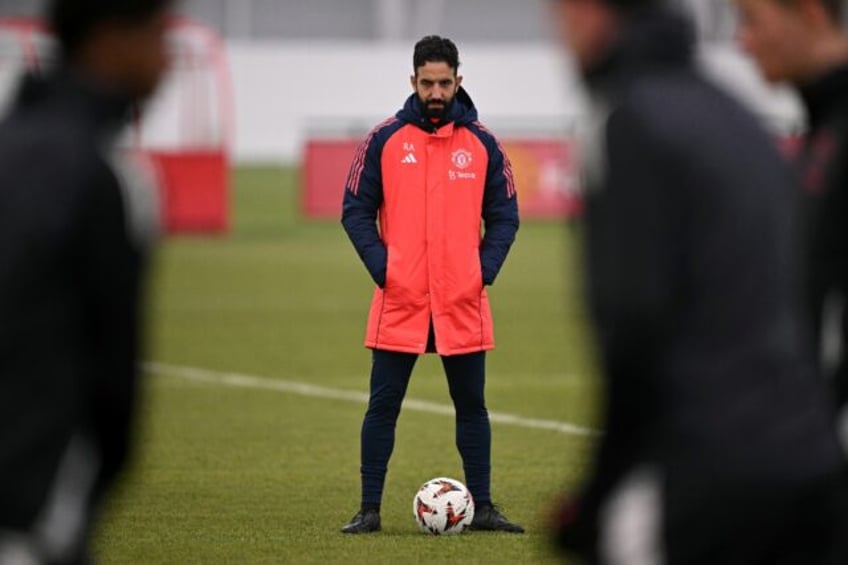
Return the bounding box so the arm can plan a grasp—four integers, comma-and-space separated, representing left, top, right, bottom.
473, 121, 517, 199
346, 116, 399, 195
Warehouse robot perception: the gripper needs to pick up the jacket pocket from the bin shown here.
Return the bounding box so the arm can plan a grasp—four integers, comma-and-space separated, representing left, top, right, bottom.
470, 246, 484, 292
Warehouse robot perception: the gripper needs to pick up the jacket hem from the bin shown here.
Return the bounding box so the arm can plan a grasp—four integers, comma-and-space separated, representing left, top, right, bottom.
439, 343, 495, 356
365, 342, 426, 355
364, 342, 494, 356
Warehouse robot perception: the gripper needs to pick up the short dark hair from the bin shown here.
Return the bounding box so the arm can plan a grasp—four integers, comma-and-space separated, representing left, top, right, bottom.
826, 0, 842, 19
49, 0, 173, 56
413, 35, 460, 74
777, 0, 842, 20
817, 0, 841, 20
600, 0, 663, 9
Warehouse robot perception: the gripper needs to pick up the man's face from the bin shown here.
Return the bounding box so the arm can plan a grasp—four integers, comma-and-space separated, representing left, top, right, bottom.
550, 0, 618, 72
411, 61, 462, 120
106, 11, 170, 101
735, 0, 810, 84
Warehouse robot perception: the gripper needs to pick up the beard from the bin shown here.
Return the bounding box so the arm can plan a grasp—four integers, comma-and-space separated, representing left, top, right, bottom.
420, 96, 452, 121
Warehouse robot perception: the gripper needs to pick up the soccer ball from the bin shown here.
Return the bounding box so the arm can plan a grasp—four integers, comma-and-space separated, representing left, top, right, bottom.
412, 477, 475, 535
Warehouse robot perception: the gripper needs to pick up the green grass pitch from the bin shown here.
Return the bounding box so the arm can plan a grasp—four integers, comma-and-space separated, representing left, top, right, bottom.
92, 166, 601, 564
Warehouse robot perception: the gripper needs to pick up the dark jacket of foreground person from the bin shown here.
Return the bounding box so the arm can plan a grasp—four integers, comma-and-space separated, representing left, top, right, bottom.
557, 8, 848, 565
0, 71, 155, 557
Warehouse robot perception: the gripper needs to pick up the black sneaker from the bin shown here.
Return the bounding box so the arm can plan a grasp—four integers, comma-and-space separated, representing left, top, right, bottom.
340, 508, 381, 534
469, 504, 525, 533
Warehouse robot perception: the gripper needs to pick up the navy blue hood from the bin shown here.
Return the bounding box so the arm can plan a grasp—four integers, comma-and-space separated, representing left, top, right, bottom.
396, 86, 478, 132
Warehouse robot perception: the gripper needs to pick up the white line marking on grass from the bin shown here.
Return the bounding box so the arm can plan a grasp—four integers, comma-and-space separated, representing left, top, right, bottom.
144, 362, 598, 437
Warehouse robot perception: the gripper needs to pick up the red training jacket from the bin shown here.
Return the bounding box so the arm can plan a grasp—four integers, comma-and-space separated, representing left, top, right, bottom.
342, 88, 519, 355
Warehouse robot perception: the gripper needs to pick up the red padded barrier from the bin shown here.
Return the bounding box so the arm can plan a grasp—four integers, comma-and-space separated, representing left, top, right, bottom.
148, 150, 229, 233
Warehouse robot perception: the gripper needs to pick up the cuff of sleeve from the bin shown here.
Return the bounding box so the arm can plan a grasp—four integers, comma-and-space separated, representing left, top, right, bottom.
373, 268, 386, 289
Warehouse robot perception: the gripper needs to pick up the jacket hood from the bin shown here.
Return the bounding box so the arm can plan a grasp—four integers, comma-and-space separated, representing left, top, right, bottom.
396, 86, 479, 131
584, 8, 694, 92
15, 68, 133, 133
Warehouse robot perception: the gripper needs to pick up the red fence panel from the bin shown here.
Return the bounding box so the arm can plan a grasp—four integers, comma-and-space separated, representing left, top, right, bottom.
148, 150, 229, 233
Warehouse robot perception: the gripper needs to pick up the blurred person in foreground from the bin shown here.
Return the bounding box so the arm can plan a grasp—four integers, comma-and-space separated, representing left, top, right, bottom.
547, 0, 848, 562
0, 0, 170, 562
736, 0, 848, 450
340, 35, 521, 534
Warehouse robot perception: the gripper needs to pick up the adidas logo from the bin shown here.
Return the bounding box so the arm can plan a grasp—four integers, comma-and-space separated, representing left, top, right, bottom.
401, 153, 417, 164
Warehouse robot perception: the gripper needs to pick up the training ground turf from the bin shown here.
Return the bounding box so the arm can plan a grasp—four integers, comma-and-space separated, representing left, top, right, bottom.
92, 166, 600, 564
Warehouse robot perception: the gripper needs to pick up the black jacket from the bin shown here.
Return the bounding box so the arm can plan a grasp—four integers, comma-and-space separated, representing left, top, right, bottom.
0, 71, 154, 529
561, 8, 843, 555
797, 65, 848, 408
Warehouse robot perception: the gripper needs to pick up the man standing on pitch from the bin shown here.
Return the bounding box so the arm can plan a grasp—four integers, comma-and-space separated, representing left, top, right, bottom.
0, 0, 169, 562
341, 35, 522, 534
735, 0, 848, 448
548, 0, 848, 562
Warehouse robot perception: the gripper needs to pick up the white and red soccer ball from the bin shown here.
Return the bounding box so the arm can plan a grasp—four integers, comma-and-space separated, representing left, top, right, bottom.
412, 477, 475, 535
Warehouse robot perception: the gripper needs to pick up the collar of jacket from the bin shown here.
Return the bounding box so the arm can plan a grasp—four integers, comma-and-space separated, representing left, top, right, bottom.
798, 64, 848, 132
583, 8, 694, 96
396, 86, 479, 133
15, 66, 134, 135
